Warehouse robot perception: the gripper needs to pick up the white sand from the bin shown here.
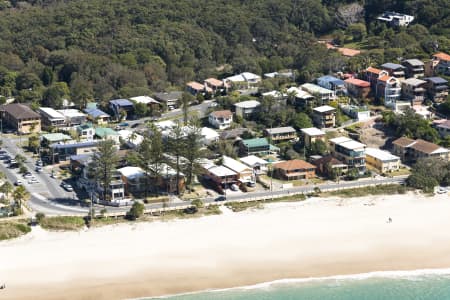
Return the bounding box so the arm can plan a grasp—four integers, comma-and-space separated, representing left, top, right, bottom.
1, 192, 450, 300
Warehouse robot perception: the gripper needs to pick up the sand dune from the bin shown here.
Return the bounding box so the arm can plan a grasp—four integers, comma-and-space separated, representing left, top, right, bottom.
1, 192, 450, 300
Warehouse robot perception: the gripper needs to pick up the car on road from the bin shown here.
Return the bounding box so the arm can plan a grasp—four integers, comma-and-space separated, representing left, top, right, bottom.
28, 178, 39, 184
230, 184, 239, 191
61, 182, 74, 192
35, 166, 43, 172
247, 181, 256, 187
23, 172, 33, 179
3, 129, 14, 134
437, 187, 448, 194
209, 102, 218, 107
36, 160, 43, 166
131, 123, 140, 128
214, 196, 226, 202
0, 150, 7, 155
14, 180, 22, 186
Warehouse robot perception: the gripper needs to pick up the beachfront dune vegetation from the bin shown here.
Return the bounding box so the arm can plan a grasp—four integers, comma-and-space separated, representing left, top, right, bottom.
0, 222, 31, 241
407, 158, 450, 193
40, 216, 86, 231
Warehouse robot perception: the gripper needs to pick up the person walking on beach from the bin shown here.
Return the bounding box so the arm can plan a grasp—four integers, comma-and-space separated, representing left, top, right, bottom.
388, 217, 392, 223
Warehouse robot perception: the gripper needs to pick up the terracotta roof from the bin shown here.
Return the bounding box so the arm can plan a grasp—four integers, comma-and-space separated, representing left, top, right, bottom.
366, 67, 382, 74
392, 137, 415, 147
274, 159, 316, 171
378, 75, 391, 82
186, 81, 205, 91
410, 139, 441, 154
1, 103, 40, 120
345, 78, 370, 88
205, 78, 223, 87
434, 52, 450, 61
210, 110, 233, 118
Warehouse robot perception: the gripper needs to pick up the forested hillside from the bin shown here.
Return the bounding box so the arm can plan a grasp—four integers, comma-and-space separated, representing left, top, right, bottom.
0, 0, 448, 107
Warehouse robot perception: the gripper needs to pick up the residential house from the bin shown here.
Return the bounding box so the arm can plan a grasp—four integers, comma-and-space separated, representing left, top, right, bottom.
50, 141, 98, 163
57, 109, 86, 126
262, 90, 288, 102
37, 107, 66, 128
312, 105, 336, 128
239, 155, 268, 175
329, 136, 366, 173
402, 59, 425, 78
83, 108, 110, 125
433, 52, 450, 75
365, 147, 400, 173
186, 81, 212, 95
424, 77, 448, 103
208, 110, 233, 130
301, 127, 326, 148
222, 156, 254, 183
153, 91, 183, 109
402, 78, 427, 105
198, 127, 220, 145
317, 75, 346, 96
364, 67, 385, 88
264, 126, 297, 142
286, 87, 315, 107
76, 123, 95, 140
313, 155, 348, 177
300, 83, 335, 104
219, 128, 249, 140
339, 105, 371, 121
234, 100, 261, 118
129, 96, 161, 112
117, 129, 144, 149
201, 159, 238, 188
376, 75, 402, 108
224, 72, 261, 88
392, 137, 450, 162
109, 99, 134, 120
272, 159, 316, 180
381, 63, 406, 79
377, 12, 414, 26
204, 78, 227, 93
41, 133, 72, 148
95, 127, 120, 144
94, 171, 128, 204
263, 70, 295, 79
117, 166, 146, 195
344, 78, 371, 99
0, 103, 41, 134
239, 138, 279, 156
436, 120, 450, 138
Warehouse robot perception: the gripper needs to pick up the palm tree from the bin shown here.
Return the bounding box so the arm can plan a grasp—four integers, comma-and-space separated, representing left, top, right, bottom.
0, 181, 13, 200
13, 185, 29, 210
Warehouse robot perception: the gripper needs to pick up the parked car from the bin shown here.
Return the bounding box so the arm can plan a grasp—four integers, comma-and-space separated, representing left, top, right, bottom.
36, 160, 43, 166
35, 166, 43, 172
214, 196, 226, 202
247, 181, 256, 187
23, 172, 33, 179
14, 180, 22, 186
437, 187, 448, 194
230, 184, 239, 191
61, 182, 74, 192
131, 123, 140, 128
209, 102, 218, 107
28, 178, 39, 184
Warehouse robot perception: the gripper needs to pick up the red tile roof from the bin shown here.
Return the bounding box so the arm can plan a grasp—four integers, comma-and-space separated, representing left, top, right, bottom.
187, 81, 205, 91
205, 78, 223, 87
434, 52, 450, 61
366, 67, 382, 74
210, 110, 233, 118
392, 137, 415, 148
378, 75, 391, 82
345, 78, 370, 88
274, 159, 316, 171
410, 139, 441, 154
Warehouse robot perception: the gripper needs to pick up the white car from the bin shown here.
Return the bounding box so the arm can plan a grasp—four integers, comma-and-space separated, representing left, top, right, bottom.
28, 178, 39, 184
230, 184, 239, 191
209, 102, 218, 107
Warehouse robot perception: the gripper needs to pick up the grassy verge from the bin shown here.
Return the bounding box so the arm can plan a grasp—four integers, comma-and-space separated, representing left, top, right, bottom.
40, 216, 86, 231
321, 184, 410, 198
0, 222, 31, 241
225, 193, 308, 212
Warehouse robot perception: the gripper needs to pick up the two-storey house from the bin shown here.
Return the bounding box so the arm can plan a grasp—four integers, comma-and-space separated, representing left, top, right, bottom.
208, 110, 233, 129
329, 136, 366, 173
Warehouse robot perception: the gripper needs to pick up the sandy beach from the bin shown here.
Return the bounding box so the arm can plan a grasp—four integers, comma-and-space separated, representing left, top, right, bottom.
1, 191, 450, 300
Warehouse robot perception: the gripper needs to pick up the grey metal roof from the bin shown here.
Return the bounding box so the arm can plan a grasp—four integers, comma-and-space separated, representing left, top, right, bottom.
381, 63, 405, 70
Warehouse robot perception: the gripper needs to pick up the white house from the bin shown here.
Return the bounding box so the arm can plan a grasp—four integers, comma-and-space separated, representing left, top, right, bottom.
225, 72, 261, 87
239, 155, 268, 175
222, 155, 254, 182
234, 100, 261, 118
208, 110, 233, 129
118, 129, 144, 148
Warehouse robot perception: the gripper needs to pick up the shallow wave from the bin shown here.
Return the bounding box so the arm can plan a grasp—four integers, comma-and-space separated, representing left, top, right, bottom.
138, 268, 450, 299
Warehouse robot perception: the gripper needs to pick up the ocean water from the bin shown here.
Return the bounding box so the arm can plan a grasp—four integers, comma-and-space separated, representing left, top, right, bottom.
146, 269, 450, 300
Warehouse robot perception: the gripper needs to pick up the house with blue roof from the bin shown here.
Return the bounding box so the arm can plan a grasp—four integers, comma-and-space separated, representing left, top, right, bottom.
109, 99, 134, 120
84, 108, 110, 125
317, 75, 346, 96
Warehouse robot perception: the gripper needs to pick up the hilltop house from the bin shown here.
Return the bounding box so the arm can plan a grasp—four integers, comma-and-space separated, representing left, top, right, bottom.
76, 123, 95, 140
392, 137, 450, 162
208, 110, 233, 129
130, 96, 161, 112
272, 159, 316, 180
204, 78, 227, 93
83, 108, 110, 125
433, 52, 450, 76
186, 81, 212, 95
57, 109, 86, 126
424, 77, 448, 103
364, 67, 385, 88
0, 103, 41, 134
401, 78, 427, 105
436, 120, 450, 138
381, 63, 406, 79
377, 12, 414, 27
263, 126, 297, 142
286, 87, 315, 107
376, 75, 402, 108
153, 91, 183, 109
312, 105, 336, 128
344, 78, 371, 99
317, 75, 345, 96
339, 105, 371, 121
329, 136, 366, 173
234, 100, 261, 118
301, 127, 326, 148
402, 59, 425, 78
225, 72, 261, 88
300, 83, 335, 105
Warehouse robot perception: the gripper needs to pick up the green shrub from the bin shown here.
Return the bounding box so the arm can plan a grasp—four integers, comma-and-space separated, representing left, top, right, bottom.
40, 216, 85, 230
0, 222, 31, 240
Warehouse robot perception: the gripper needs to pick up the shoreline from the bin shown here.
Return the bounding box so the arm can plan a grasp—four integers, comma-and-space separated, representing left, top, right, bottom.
2, 192, 450, 300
